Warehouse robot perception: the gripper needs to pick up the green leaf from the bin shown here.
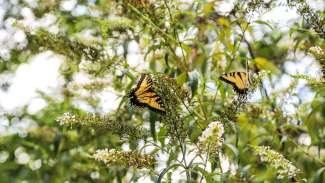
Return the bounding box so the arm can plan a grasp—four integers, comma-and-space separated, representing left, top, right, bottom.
149, 111, 158, 141
193, 166, 215, 183
254, 20, 274, 30
314, 167, 325, 183
176, 72, 188, 84
189, 72, 199, 97
157, 164, 183, 183
224, 143, 239, 158
158, 127, 167, 148
253, 57, 279, 73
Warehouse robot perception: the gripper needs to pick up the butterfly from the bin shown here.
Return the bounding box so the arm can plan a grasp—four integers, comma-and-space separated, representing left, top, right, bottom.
219, 72, 251, 94
128, 74, 166, 113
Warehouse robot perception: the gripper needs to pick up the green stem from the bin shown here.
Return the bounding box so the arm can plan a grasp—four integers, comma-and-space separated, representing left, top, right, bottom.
199, 145, 210, 183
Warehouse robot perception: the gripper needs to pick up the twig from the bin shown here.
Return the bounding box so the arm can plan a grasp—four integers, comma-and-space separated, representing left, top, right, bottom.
199, 145, 210, 183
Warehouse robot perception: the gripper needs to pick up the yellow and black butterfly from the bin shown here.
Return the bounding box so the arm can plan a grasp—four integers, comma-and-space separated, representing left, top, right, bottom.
219, 72, 251, 94
128, 74, 165, 113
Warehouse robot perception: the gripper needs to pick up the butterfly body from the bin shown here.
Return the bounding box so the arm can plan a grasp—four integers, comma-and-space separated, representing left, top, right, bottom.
128, 74, 165, 113
219, 72, 251, 94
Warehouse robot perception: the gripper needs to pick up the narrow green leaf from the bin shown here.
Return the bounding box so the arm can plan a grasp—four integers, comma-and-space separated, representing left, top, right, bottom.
149, 111, 158, 141
157, 164, 183, 183
254, 20, 273, 30
193, 166, 214, 183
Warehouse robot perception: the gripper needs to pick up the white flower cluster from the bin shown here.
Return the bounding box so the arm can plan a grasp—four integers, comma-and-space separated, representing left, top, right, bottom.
309, 46, 324, 54
92, 148, 111, 164
56, 112, 77, 126
309, 46, 325, 60
254, 146, 300, 179
92, 148, 156, 168
198, 121, 224, 155
250, 70, 270, 89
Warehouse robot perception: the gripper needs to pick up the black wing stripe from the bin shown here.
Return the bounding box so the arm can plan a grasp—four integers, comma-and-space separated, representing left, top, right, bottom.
220, 72, 249, 94
219, 75, 236, 85
236, 72, 245, 87
237, 72, 242, 80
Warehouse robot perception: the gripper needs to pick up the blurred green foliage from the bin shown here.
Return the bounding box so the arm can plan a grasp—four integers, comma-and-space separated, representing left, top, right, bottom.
0, 0, 324, 182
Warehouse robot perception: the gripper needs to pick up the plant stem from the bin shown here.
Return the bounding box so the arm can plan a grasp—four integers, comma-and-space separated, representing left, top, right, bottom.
199, 145, 210, 183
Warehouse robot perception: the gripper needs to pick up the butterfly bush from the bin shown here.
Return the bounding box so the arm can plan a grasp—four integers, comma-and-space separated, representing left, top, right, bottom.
56, 112, 146, 138
56, 112, 78, 127
253, 146, 300, 179
92, 149, 156, 169
198, 121, 224, 155
308, 46, 324, 60
56, 112, 114, 128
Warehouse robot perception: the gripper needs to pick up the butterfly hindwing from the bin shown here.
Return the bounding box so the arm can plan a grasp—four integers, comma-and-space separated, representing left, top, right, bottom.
129, 74, 165, 113
220, 72, 249, 94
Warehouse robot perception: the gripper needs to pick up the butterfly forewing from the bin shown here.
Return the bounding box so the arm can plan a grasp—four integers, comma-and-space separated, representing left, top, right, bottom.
220, 73, 237, 84
235, 72, 246, 90
220, 72, 249, 94
135, 74, 152, 95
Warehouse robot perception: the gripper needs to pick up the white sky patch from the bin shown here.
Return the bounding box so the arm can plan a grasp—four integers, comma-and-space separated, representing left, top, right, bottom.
261, 6, 299, 23
297, 55, 321, 77
307, 0, 325, 11
72, 5, 88, 16
27, 98, 47, 115
116, 45, 124, 56
72, 71, 93, 83
248, 89, 263, 102
72, 100, 94, 113
98, 87, 121, 113
214, 0, 236, 15
297, 86, 314, 103
249, 1, 300, 39
0, 4, 59, 59
68, 72, 121, 113
8, 117, 37, 137
127, 40, 148, 71
281, 95, 299, 115
179, 27, 198, 43
21, 7, 35, 20
206, 81, 217, 92
60, 0, 77, 12
176, 0, 194, 10
0, 4, 7, 23
175, 47, 184, 58
13, 29, 26, 42
220, 154, 236, 175
0, 116, 9, 135
276, 74, 293, 90
71, 72, 94, 96
298, 133, 311, 146
0, 51, 64, 113
284, 52, 321, 77
39, 13, 58, 28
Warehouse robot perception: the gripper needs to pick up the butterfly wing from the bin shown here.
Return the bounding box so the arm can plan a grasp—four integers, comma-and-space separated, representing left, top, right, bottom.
129, 74, 165, 113
220, 72, 249, 94
136, 92, 165, 112
134, 74, 153, 96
